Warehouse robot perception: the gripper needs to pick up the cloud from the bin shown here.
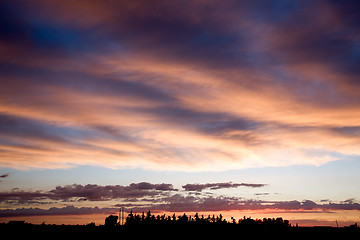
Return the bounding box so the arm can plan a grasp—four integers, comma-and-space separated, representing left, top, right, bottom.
48, 182, 176, 201
182, 182, 267, 191
0, 190, 48, 202
0, 205, 117, 217
254, 193, 269, 196
0, 0, 360, 170
4, 182, 359, 213
129, 182, 175, 191
0, 173, 9, 178
129, 197, 360, 213
3, 198, 359, 218
0, 182, 176, 203
0, 113, 73, 144
1, 180, 359, 216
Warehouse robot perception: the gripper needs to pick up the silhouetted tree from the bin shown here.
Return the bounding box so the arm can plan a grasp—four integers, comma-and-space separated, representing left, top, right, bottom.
123, 211, 292, 230
141, 212, 145, 222
126, 210, 135, 224
177, 213, 188, 224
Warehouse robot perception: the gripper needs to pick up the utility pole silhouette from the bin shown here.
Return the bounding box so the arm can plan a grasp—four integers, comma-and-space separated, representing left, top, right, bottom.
122, 207, 125, 225
119, 207, 125, 225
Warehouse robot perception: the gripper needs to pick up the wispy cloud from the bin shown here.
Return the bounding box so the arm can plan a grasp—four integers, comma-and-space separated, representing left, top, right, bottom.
182, 182, 267, 191
0, 172, 9, 183
0, 173, 9, 178
0, 205, 117, 217
0, 0, 359, 170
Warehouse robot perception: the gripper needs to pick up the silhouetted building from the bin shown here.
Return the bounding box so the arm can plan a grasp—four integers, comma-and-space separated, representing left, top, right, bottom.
349, 223, 358, 228
105, 215, 118, 227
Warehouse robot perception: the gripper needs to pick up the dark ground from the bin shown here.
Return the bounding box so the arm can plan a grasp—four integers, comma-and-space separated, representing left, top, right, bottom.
1, 222, 359, 239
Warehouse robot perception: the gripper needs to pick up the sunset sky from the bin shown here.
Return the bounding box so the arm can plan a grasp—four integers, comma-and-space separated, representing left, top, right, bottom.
1, 0, 360, 226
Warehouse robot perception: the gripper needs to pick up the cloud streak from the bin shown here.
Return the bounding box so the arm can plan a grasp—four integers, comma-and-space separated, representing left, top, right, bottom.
142, 197, 360, 213
0, 205, 117, 217
0, 173, 9, 179
182, 182, 267, 191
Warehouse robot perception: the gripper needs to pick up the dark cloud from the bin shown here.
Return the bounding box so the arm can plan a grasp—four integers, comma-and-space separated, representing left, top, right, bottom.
0, 182, 176, 203
0, 113, 71, 144
182, 182, 267, 192
0, 1, 106, 55
0, 205, 117, 217
0, 181, 264, 203
2, 0, 359, 89
132, 105, 260, 135
0, 189, 48, 202
143, 198, 360, 213
129, 182, 175, 191
2, 198, 359, 217
0, 173, 9, 178
196, 119, 259, 135
1, 181, 359, 216
0, 0, 244, 69
167, 195, 235, 212
273, 200, 360, 211
254, 193, 269, 196
117, 197, 360, 213
0, 2, 32, 45
49, 182, 176, 201
0, 64, 177, 105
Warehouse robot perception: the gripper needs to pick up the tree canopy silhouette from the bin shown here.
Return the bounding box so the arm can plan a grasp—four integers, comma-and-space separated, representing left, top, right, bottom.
124, 211, 290, 228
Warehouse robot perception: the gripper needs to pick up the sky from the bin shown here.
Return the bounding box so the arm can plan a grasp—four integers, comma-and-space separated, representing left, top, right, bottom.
0, 0, 360, 226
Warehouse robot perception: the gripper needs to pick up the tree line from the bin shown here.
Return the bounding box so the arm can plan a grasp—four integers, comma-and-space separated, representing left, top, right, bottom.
123, 211, 290, 228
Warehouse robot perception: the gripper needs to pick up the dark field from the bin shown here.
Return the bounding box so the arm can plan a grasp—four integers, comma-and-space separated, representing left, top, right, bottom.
2, 219, 358, 239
